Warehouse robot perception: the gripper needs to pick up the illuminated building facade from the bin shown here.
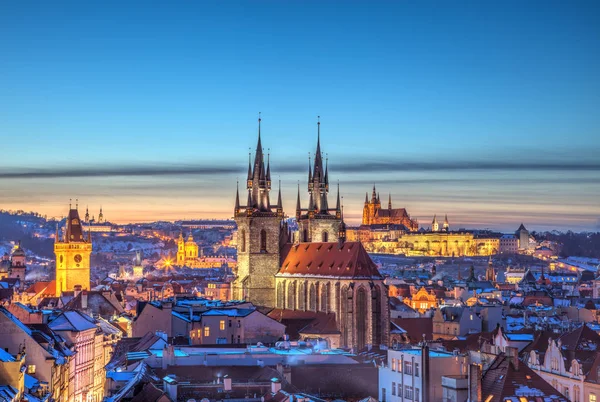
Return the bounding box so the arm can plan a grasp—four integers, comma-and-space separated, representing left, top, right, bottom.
54, 204, 92, 296
361, 185, 418, 231
176, 232, 199, 267
403, 287, 439, 313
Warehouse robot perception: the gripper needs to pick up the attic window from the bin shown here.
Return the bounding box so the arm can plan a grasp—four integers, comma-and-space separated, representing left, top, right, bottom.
327, 245, 334, 251
317, 245, 323, 251
304, 244, 310, 251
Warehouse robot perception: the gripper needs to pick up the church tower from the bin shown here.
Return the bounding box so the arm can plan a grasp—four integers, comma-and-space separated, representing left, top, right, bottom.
432, 215, 439, 232
233, 116, 286, 307
133, 250, 144, 278
296, 117, 342, 243
54, 201, 92, 296
98, 207, 104, 224
486, 256, 495, 282
176, 232, 185, 266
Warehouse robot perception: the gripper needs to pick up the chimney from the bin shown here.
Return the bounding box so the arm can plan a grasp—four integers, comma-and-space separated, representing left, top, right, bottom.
162, 375, 178, 401
271, 378, 281, 394
74, 285, 82, 298
506, 346, 519, 371
421, 342, 430, 402
468, 364, 482, 402
81, 290, 88, 309
223, 375, 232, 391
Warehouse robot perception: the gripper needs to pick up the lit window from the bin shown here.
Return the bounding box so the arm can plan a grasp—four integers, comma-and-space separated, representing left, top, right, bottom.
391, 358, 396, 371
27, 365, 36, 374
590, 394, 596, 402
220, 320, 225, 331
204, 326, 210, 337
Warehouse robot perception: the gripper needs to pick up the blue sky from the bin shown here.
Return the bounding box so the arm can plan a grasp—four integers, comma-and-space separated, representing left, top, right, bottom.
1, 1, 599, 230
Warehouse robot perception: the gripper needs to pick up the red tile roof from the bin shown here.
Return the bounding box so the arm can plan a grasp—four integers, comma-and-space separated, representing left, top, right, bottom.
267, 309, 340, 340
278, 242, 382, 279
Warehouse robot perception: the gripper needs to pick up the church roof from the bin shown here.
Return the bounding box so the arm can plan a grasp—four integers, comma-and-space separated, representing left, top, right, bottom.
65, 208, 86, 243
374, 208, 409, 219
278, 241, 382, 279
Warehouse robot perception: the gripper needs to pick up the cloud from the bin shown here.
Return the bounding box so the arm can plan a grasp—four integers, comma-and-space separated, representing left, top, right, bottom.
3, 158, 600, 180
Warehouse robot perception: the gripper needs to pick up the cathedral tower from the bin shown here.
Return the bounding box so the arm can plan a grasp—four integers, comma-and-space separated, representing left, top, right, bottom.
54, 202, 92, 296
296, 117, 342, 243
233, 116, 286, 307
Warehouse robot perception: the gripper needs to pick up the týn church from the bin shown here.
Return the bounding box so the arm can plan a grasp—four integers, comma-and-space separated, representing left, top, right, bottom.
232, 117, 389, 351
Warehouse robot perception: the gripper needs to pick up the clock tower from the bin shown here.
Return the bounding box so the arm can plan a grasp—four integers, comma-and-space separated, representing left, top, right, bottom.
54, 203, 92, 296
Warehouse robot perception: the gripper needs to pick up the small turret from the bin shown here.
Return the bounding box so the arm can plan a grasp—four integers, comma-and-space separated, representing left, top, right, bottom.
388, 193, 392, 210
338, 199, 347, 247
296, 183, 302, 219
443, 214, 449, 231
335, 183, 341, 219
276, 180, 283, 217
234, 182, 240, 215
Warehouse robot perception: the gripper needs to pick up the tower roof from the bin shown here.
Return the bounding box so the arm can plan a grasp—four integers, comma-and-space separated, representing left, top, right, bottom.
65, 207, 86, 243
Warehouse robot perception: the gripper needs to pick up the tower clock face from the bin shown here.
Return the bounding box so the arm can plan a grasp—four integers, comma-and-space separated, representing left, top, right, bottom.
74, 254, 82, 263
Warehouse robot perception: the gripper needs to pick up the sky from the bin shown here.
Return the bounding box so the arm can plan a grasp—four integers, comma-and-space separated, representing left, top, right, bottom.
1, 1, 599, 231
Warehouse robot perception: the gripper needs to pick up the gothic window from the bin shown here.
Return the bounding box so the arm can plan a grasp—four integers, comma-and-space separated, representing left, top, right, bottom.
260, 229, 267, 252
303, 229, 308, 243
277, 282, 285, 308
287, 281, 296, 310
322, 231, 328, 242
321, 282, 330, 312
356, 287, 368, 350
240, 230, 246, 252
309, 283, 317, 312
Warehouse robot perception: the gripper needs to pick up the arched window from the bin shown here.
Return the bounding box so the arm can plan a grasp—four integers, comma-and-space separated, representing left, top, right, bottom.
322, 231, 328, 242
260, 230, 267, 252
240, 229, 246, 252
303, 229, 308, 243
309, 283, 317, 311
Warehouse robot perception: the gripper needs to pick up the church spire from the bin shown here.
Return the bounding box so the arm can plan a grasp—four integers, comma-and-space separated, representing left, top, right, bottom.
324, 154, 329, 189
313, 116, 325, 184
365, 192, 369, 204
372, 184, 377, 203
388, 193, 392, 210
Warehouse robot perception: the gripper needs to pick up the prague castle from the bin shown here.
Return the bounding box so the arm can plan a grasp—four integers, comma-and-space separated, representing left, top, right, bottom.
54, 203, 92, 296
361, 185, 418, 231
233, 117, 388, 350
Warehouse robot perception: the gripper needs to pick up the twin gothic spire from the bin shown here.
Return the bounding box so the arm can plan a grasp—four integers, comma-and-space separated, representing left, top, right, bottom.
235, 116, 341, 221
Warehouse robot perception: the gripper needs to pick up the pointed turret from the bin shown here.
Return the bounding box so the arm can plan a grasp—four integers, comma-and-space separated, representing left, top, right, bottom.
443, 214, 449, 231
246, 189, 253, 213
234, 182, 240, 215
377, 192, 380, 204
388, 193, 392, 210
276, 180, 283, 217
335, 183, 341, 219
308, 154, 312, 183
338, 199, 347, 247
324, 156, 329, 189
365, 192, 369, 204
84, 206, 89, 223
246, 151, 252, 184
296, 182, 302, 219
372, 184, 377, 203
266, 152, 271, 189
320, 191, 329, 213
308, 192, 314, 216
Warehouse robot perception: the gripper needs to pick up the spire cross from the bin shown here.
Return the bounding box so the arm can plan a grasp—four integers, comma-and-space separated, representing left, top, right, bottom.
69, 199, 72, 209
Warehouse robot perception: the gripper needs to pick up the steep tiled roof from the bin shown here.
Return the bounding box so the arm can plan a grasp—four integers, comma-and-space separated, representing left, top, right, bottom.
482, 354, 567, 402
278, 242, 382, 279
267, 309, 339, 339
390, 317, 432, 342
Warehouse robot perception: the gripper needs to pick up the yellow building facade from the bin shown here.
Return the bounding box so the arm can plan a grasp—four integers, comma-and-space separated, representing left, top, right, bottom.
54, 206, 92, 296
404, 287, 439, 313
176, 232, 199, 267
